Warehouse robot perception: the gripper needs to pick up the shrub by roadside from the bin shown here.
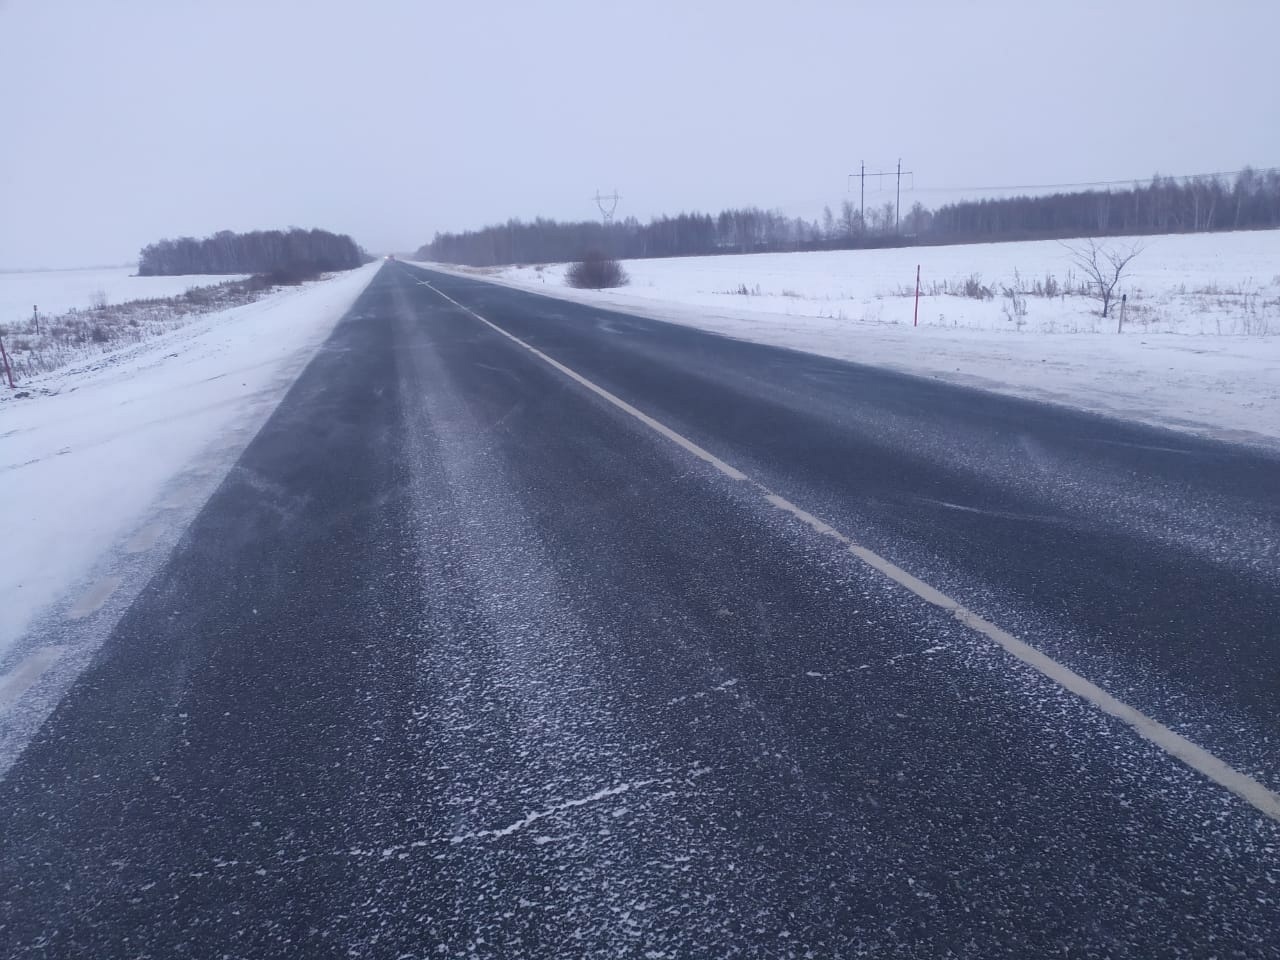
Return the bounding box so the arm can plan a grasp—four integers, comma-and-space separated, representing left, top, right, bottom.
566, 251, 629, 290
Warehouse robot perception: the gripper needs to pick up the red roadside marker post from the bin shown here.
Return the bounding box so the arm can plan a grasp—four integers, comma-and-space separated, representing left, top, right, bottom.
913, 264, 921, 327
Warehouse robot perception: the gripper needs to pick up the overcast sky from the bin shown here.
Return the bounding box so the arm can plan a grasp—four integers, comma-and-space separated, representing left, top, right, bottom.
2, 0, 1277, 268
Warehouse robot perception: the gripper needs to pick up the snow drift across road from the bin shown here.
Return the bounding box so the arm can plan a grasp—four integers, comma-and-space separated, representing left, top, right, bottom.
0, 263, 378, 658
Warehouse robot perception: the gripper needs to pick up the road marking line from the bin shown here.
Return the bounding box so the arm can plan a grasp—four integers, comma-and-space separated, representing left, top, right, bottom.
124, 521, 166, 554
67, 575, 123, 620
0, 646, 65, 713
418, 277, 1280, 824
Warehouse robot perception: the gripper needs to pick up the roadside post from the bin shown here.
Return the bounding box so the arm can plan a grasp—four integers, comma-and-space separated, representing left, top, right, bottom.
0, 334, 14, 388
1118, 293, 1126, 334
33, 305, 39, 336
914, 265, 921, 327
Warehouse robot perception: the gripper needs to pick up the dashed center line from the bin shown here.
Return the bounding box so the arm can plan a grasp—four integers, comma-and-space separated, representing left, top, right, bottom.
418, 275, 1280, 825
124, 521, 166, 554
66, 575, 123, 620
0, 646, 65, 713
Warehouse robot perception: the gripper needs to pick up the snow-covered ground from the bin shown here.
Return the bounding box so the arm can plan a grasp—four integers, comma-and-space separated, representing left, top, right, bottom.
441, 230, 1280, 447
0, 263, 378, 658
0, 266, 244, 322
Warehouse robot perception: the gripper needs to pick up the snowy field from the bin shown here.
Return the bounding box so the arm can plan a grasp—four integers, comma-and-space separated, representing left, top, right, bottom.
448, 230, 1280, 447
0, 266, 244, 322
0, 263, 378, 660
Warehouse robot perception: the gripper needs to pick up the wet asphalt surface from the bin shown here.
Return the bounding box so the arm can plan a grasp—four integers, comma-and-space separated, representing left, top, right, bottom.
1, 262, 1278, 958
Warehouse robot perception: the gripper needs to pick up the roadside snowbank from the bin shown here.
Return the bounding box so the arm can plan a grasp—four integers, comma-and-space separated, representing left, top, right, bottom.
0, 263, 378, 655
428, 231, 1280, 447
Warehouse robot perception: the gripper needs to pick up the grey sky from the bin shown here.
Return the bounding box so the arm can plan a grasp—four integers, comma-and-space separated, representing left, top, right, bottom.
3, 0, 1277, 269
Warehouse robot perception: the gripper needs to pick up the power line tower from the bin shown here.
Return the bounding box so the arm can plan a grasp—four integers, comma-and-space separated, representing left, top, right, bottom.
594, 189, 621, 227
848, 160, 913, 232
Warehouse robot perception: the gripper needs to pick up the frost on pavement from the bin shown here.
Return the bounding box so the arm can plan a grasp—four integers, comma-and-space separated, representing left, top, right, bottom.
383, 294, 885, 956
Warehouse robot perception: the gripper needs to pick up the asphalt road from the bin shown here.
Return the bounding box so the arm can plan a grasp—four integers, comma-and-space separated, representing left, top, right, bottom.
2, 261, 1278, 958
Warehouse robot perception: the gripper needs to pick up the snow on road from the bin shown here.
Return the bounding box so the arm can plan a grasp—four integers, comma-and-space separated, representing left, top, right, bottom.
447, 230, 1280, 447
0, 266, 245, 321
0, 264, 378, 657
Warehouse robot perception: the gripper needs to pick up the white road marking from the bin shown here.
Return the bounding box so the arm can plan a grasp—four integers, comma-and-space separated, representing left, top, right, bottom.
124, 521, 166, 554
418, 279, 1280, 824
0, 646, 65, 713
67, 575, 123, 620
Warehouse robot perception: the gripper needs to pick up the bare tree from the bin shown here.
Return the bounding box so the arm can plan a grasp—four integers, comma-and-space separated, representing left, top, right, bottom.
880, 201, 897, 234
822, 205, 836, 240
840, 199, 858, 240
1062, 238, 1144, 321
903, 201, 931, 236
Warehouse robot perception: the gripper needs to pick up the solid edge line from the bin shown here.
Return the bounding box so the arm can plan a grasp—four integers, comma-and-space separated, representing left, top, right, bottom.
416, 274, 1280, 825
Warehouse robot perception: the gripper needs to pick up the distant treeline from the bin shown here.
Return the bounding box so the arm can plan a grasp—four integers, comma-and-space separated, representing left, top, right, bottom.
418, 167, 1280, 266
138, 228, 366, 277
931, 168, 1280, 240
